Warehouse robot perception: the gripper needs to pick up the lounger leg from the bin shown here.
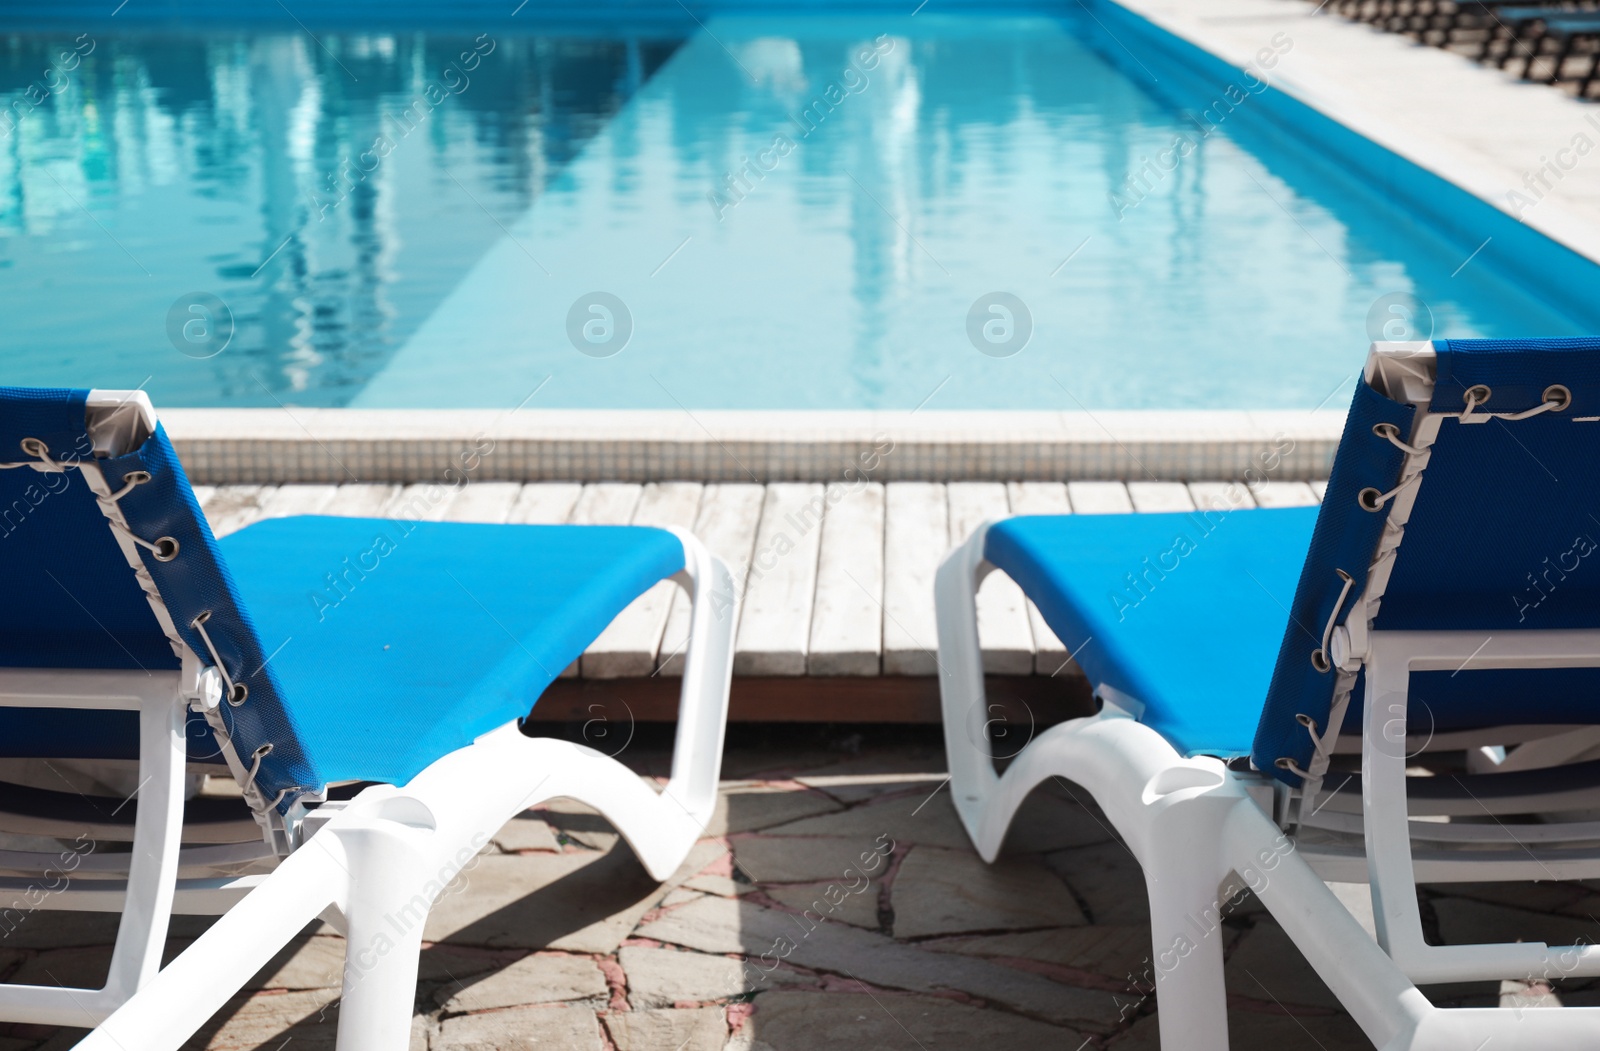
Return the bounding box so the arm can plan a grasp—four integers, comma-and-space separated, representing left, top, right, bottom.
650, 529, 737, 874
1476, 22, 1499, 62
79, 537, 738, 1051
1141, 793, 1234, 1050
73, 842, 343, 1050
1548, 33, 1576, 84
103, 690, 190, 1002
332, 822, 433, 1051
0, 675, 188, 1028
934, 527, 1002, 853
1521, 34, 1545, 79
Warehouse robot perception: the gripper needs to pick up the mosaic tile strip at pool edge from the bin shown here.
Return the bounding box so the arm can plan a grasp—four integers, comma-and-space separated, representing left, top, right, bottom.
161, 409, 1343, 483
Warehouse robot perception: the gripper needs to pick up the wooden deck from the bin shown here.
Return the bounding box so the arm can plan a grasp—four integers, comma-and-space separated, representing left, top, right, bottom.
195, 479, 1327, 711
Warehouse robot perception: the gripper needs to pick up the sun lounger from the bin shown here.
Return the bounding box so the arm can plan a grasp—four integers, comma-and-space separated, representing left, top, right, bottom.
937, 337, 1600, 1048
0, 387, 736, 1048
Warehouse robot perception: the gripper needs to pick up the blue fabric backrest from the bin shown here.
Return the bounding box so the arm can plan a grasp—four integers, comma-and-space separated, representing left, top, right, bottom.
1253, 338, 1600, 783
0, 389, 180, 671
0, 388, 312, 806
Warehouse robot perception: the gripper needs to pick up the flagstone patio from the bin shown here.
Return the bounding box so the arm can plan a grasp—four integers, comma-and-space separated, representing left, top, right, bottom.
6, 727, 1599, 1050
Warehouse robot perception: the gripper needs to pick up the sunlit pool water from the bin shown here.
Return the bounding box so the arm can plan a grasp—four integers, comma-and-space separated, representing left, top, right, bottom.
3, 5, 1597, 409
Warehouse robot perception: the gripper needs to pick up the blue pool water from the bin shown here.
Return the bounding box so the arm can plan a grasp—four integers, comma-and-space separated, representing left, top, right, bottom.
3, 6, 1598, 409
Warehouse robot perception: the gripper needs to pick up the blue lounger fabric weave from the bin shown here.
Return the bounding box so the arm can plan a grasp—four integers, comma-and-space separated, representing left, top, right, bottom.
986, 507, 1317, 759
1255, 336, 1600, 782
0, 389, 180, 673
0, 387, 685, 806
0, 389, 217, 761
219, 516, 683, 788
987, 338, 1600, 782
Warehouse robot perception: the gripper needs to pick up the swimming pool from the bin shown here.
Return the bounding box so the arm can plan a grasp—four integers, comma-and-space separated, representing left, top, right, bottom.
4, 3, 1598, 410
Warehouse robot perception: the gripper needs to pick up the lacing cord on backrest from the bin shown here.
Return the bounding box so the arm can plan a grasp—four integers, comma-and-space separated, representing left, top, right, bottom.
240, 742, 275, 796
1279, 566, 1353, 784
7, 434, 281, 822
190, 611, 248, 705
235, 742, 296, 813
1309, 569, 1355, 674
4, 439, 172, 553
1371, 422, 1422, 456
1357, 474, 1420, 514
1278, 375, 1577, 803
1459, 383, 1570, 424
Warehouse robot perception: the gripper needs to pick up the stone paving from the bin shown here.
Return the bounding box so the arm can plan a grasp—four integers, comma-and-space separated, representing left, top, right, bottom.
8, 727, 1600, 1050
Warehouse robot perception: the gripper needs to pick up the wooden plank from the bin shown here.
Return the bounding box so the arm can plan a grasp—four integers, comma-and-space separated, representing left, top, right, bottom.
1188, 481, 1256, 513
568, 483, 643, 525
557, 484, 646, 677
882, 482, 948, 676
1251, 481, 1320, 508
256, 485, 338, 519
1310, 480, 1328, 502
1127, 482, 1196, 513
440, 481, 523, 523
322, 484, 404, 517
1005, 482, 1069, 518
1006, 482, 1072, 675
1066, 481, 1133, 514
384, 482, 462, 522
947, 482, 1033, 675
508, 483, 583, 524
583, 483, 704, 678
807, 482, 885, 676
658, 483, 765, 677
202, 485, 277, 537
735, 484, 825, 676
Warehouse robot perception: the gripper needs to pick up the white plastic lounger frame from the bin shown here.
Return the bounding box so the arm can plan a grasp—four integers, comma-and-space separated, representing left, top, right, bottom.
0, 392, 738, 1050
0, 666, 192, 1026
936, 343, 1600, 1050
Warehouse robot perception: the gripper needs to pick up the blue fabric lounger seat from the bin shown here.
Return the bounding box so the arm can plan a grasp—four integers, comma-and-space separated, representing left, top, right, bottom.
0, 385, 689, 806
987, 505, 1600, 763
985, 507, 1318, 759
221, 516, 683, 789
0, 518, 683, 787
0, 386, 737, 1044
936, 337, 1600, 1050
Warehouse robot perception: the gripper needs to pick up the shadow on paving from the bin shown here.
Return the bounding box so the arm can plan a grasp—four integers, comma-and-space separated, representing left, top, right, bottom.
10, 725, 1600, 1048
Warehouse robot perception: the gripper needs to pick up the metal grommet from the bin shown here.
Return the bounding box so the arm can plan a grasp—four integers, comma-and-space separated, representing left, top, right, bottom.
152, 536, 180, 561
19, 438, 47, 458
1357, 487, 1384, 512
1295, 713, 1319, 731
227, 682, 249, 706
1544, 384, 1572, 412
1276, 755, 1311, 779
252, 743, 273, 759
1310, 649, 1331, 672
1372, 422, 1399, 440
107, 471, 152, 502
1464, 384, 1491, 407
